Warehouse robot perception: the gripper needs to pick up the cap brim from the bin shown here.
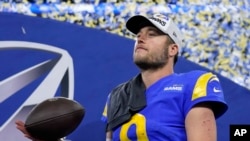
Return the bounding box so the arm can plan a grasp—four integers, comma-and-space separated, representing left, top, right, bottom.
126, 15, 155, 35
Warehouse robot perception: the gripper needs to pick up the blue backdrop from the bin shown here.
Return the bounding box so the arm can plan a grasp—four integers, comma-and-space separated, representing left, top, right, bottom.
0, 12, 249, 141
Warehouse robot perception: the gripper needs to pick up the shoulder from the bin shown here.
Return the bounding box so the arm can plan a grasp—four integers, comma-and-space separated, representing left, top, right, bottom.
180, 70, 228, 118
178, 70, 223, 95
178, 70, 218, 84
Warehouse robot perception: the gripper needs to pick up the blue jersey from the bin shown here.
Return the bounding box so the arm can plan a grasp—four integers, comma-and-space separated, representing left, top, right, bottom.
102, 70, 228, 141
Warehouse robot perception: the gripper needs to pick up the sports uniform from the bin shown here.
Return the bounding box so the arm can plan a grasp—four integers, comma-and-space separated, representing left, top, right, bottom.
102, 13, 228, 141
102, 70, 228, 141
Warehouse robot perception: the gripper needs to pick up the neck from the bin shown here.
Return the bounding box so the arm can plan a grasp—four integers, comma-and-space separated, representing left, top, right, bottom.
140, 64, 174, 88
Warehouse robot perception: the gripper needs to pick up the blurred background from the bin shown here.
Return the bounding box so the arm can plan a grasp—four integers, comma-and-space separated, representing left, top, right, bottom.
0, 0, 249, 90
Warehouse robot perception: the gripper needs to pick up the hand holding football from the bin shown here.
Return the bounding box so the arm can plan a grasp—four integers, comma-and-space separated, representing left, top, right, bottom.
24, 97, 85, 141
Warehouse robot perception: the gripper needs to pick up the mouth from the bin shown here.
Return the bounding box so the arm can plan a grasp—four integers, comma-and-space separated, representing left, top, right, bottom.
135, 46, 147, 52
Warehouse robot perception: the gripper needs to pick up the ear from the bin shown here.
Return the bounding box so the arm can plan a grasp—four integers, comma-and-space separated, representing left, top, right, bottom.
168, 44, 179, 57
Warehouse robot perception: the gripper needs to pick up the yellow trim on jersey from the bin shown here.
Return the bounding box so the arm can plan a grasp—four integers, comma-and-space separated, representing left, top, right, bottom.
120, 113, 149, 141
192, 72, 215, 101
102, 103, 107, 117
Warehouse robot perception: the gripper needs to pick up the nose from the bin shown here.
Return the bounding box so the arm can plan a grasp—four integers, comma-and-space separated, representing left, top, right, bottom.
136, 33, 146, 44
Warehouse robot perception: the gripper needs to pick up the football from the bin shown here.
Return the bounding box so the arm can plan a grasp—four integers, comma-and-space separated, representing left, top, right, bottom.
24, 97, 85, 141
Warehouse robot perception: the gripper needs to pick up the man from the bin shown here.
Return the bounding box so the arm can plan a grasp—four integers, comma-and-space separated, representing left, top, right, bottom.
16, 13, 228, 141
101, 14, 228, 141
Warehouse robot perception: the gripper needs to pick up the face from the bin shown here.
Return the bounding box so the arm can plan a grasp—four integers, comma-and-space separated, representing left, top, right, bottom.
133, 26, 174, 70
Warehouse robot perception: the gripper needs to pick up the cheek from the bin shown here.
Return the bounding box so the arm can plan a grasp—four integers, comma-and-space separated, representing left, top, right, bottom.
149, 41, 166, 52
152, 46, 168, 58
149, 38, 166, 47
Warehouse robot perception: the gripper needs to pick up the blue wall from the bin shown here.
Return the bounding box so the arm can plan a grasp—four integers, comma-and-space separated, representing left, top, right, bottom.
0, 13, 249, 141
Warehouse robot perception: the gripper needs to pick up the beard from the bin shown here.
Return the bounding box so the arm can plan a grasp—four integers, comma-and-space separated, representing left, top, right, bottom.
133, 48, 169, 71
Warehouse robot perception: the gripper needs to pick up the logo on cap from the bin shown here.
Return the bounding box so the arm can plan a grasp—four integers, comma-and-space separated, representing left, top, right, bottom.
149, 17, 166, 26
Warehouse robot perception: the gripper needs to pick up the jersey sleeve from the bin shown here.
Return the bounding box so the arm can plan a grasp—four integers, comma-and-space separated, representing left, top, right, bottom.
101, 93, 110, 123
183, 72, 228, 119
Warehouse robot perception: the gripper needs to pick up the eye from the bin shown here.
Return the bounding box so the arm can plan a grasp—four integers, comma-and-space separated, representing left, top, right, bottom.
148, 32, 157, 36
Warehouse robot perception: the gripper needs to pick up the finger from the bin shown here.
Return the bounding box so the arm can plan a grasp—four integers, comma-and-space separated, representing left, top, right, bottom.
15, 120, 29, 134
15, 120, 25, 126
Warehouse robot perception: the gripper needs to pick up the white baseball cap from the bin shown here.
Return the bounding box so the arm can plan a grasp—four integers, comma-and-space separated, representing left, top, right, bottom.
126, 14, 184, 49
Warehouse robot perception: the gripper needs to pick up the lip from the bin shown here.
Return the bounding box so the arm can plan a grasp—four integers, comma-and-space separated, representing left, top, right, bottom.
135, 46, 147, 51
